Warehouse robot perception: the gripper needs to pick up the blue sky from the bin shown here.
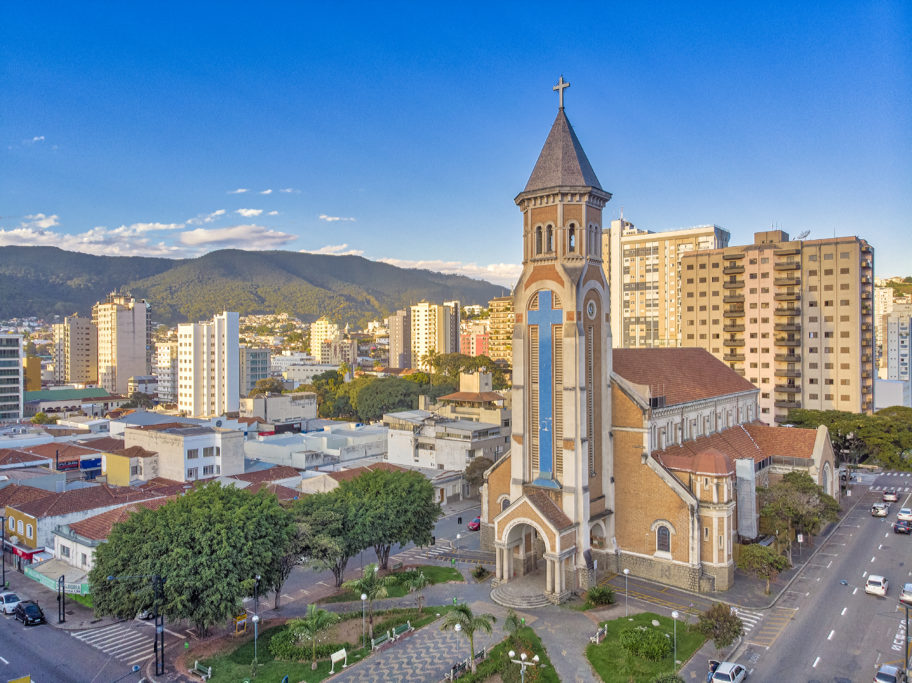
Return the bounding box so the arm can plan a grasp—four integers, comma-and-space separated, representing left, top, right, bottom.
1, 2, 909, 286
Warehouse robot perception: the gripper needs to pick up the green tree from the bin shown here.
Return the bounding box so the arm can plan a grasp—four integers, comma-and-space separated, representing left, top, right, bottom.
759, 471, 839, 560
503, 608, 523, 637
122, 392, 154, 409
268, 519, 311, 609
342, 562, 396, 640
353, 377, 421, 421
464, 457, 494, 492
296, 489, 365, 586
248, 377, 286, 397
737, 544, 790, 594
30, 411, 57, 425
440, 603, 496, 674
289, 604, 340, 670
695, 602, 744, 649
89, 483, 293, 636
403, 570, 431, 615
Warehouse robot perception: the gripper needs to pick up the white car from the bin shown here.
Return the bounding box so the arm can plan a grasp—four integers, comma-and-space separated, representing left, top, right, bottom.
710, 661, 748, 682
898, 508, 912, 522
872, 503, 889, 517
0, 592, 21, 615
884, 490, 899, 502
900, 583, 912, 606
865, 574, 889, 597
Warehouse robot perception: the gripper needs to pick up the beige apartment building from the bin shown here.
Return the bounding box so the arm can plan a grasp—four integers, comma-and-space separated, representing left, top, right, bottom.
93, 293, 151, 395
601, 218, 730, 348
487, 296, 514, 366
52, 314, 98, 385
177, 311, 240, 418
387, 309, 411, 369
410, 302, 456, 370
309, 317, 340, 365
679, 230, 874, 423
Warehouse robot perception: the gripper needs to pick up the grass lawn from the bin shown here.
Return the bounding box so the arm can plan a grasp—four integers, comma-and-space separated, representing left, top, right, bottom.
456, 626, 560, 683
586, 612, 706, 683
321, 564, 463, 604
70, 593, 93, 609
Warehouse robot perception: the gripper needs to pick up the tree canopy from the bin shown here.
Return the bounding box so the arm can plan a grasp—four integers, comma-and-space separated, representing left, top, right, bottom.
737, 543, 790, 594
695, 602, 744, 649
248, 377, 287, 397
759, 471, 839, 560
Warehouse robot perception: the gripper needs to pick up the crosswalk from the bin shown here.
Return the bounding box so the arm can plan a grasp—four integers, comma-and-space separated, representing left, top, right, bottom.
71, 620, 167, 666
732, 606, 762, 635
741, 606, 795, 648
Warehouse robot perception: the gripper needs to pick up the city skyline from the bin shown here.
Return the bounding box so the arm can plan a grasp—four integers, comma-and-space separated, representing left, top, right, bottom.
2, 2, 909, 287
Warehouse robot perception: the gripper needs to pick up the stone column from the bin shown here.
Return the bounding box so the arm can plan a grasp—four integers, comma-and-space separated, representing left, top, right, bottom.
545, 557, 553, 594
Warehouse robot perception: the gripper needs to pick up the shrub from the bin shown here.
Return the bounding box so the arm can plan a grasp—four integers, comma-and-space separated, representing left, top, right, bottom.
619, 626, 671, 661
472, 563, 489, 580
653, 675, 685, 683
268, 626, 356, 661
586, 585, 615, 606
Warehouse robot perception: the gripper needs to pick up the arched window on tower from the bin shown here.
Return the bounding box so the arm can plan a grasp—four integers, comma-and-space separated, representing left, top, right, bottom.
568, 225, 576, 252
656, 525, 670, 553
535, 227, 543, 255
546, 225, 554, 253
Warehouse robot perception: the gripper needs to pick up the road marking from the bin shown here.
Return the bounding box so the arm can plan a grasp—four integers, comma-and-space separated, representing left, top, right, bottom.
872, 556, 877, 563
853, 587, 859, 595
0, 656, 7, 664
828, 630, 835, 640
879, 544, 884, 550
827, 560, 832, 568
813, 656, 821, 667
841, 607, 847, 615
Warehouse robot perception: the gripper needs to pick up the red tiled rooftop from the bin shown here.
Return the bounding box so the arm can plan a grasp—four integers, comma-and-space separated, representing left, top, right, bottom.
67, 496, 174, 540
22, 443, 101, 460
438, 391, 506, 403
232, 465, 302, 484
111, 445, 158, 459
0, 483, 56, 509
612, 348, 757, 406
743, 422, 819, 460
0, 448, 51, 467
247, 482, 300, 501
76, 437, 126, 452
11, 484, 164, 518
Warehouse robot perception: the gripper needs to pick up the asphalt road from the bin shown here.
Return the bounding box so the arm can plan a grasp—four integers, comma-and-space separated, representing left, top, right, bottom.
745, 473, 912, 682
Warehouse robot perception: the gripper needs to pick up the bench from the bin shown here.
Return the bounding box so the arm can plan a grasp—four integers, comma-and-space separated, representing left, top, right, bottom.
391, 621, 413, 640
189, 660, 212, 680
589, 626, 607, 644
473, 647, 486, 663
371, 630, 391, 651
445, 660, 468, 680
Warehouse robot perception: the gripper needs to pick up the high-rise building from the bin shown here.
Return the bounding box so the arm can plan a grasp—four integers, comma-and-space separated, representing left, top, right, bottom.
177, 311, 240, 417
679, 230, 874, 422
22, 356, 41, 392
487, 296, 514, 366
0, 335, 23, 422
93, 293, 151, 395
885, 313, 911, 382
460, 323, 489, 357
52, 313, 98, 385
387, 309, 411, 369
155, 341, 179, 403
410, 302, 456, 370
444, 300, 462, 355
239, 346, 272, 396
601, 219, 729, 348
875, 286, 897, 373
309, 318, 340, 365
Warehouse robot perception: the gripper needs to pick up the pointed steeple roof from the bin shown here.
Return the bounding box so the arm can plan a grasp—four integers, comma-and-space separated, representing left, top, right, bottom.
522, 109, 603, 193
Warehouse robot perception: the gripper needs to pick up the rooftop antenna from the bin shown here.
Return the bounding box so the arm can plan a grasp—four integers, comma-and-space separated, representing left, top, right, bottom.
795, 230, 810, 241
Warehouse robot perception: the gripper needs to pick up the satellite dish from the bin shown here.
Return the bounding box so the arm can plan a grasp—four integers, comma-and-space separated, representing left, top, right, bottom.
215, 420, 223, 427
795, 230, 810, 240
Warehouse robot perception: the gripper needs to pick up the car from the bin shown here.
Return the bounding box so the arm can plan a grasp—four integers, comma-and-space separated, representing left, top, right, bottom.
898, 508, 912, 522
13, 601, 45, 626
467, 517, 481, 531
901, 583, 912, 606
894, 520, 912, 534
709, 661, 748, 682
865, 574, 889, 597
884, 490, 899, 502
137, 606, 155, 620
0, 592, 21, 615
873, 503, 889, 517
874, 663, 906, 683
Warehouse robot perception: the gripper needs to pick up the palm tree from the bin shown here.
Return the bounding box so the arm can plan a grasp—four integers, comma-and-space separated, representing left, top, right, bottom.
290, 604, 340, 670
440, 603, 497, 674
504, 608, 523, 638
403, 570, 431, 614
342, 563, 395, 640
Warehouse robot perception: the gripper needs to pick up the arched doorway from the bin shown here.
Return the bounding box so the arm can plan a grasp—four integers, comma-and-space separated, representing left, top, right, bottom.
822, 461, 833, 497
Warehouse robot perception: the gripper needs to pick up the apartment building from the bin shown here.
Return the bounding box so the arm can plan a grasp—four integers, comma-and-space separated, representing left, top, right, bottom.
885, 312, 911, 382
310, 318, 340, 364
410, 302, 456, 370
384, 409, 504, 471
22, 356, 41, 392
154, 340, 178, 403
52, 314, 97, 385
444, 300, 462, 355
679, 230, 874, 423
387, 309, 411, 369
460, 322, 489, 357
124, 424, 244, 483
239, 346, 271, 395
177, 311, 240, 418
93, 293, 151, 395
0, 334, 23, 422
487, 296, 514, 366
601, 218, 730, 348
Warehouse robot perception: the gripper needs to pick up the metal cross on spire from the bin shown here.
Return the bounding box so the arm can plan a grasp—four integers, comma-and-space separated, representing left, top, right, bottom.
553, 75, 570, 109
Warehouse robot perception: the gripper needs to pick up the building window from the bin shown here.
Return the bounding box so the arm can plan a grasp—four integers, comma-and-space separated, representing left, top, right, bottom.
568, 226, 576, 252
546, 225, 554, 252
7, 517, 12, 531
60, 545, 71, 558
203, 446, 215, 458
535, 227, 542, 254
656, 526, 671, 553
26, 524, 33, 539
203, 465, 214, 476
704, 527, 709, 539
17, 520, 23, 534
187, 468, 198, 480
81, 553, 87, 567
501, 498, 510, 512
187, 449, 199, 459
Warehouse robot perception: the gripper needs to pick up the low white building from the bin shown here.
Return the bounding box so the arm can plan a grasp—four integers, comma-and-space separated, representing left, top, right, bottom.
383, 410, 504, 471
239, 393, 317, 432
245, 422, 387, 470
283, 364, 339, 388
124, 424, 244, 483
271, 351, 313, 373
875, 378, 912, 410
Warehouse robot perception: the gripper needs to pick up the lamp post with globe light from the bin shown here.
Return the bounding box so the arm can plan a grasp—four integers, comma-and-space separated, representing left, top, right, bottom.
509, 649, 539, 683
252, 614, 260, 664
623, 568, 630, 617
361, 593, 368, 648
671, 610, 679, 673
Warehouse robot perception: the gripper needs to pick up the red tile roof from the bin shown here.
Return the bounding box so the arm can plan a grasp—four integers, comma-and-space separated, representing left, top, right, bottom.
110, 445, 158, 459
0, 448, 51, 467
612, 348, 757, 406
247, 482, 300, 500
743, 423, 819, 460
76, 437, 126, 452
22, 443, 100, 461
526, 491, 573, 531
437, 391, 506, 403
66, 497, 174, 540
10, 484, 164, 519
0, 483, 56, 510
326, 467, 369, 483
231, 465, 302, 484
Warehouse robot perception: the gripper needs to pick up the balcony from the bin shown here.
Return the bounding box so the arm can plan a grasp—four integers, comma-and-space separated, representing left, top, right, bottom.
862, 259, 873, 269
774, 261, 801, 271
775, 384, 801, 393
723, 294, 745, 304
774, 323, 801, 332
861, 244, 872, 254
774, 400, 802, 409
722, 252, 745, 260
775, 353, 801, 363
723, 265, 745, 275
862, 322, 871, 331
774, 291, 800, 301
775, 337, 801, 347
723, 324, 745, 333
862, 291, 872, 300
774, 368, 802, 378
723, 309, 746, 318
775, 246, 801, 256
774, 306, 801, 317
774, 277, 800, 287
723, 352, 745, 362
723, 280, 745, 289
723, 338, 746, 347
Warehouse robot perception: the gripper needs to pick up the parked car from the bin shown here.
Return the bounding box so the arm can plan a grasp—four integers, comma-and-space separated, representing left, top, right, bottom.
13, 601, 45, 626
865, 574, 889, 597
710, 661, 748, 682
137, 606, 155, 620
467, 517, 481, 531
883, 490, 899, 502
893, 520, 912, 534
898, 508, 912, 522
0, 592, 21, 615
874, 663, 906, 683
900, 583, 912, 606
872, 503, 889, 517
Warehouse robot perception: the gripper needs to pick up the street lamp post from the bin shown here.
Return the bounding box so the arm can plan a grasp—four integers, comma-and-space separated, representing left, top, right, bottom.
903, 602, 911, 678
361, 593, 368, 648
252, 614, 260, 664
254, 574, 261, 616
1, 514, 6, 589
671, 610, 679, 673
508, 650, 539, 683
623, 568, 630, 617
456, 533, 461, 552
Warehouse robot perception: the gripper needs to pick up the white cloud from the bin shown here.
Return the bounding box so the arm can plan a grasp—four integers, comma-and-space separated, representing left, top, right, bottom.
235, 208, 263, 218
376, 257, 520, 287
23, 213, 60, 229
0, 219, 184, 257
228, 188, 249, 194
187, 209, 226, 225
27, 136, 45, 144
259, 189, 273, 195
279, 188, 299, 194
300, 244, 365, 256
318, 214, 356, 222
267, 210, 279, 216
179, 224, 296, 249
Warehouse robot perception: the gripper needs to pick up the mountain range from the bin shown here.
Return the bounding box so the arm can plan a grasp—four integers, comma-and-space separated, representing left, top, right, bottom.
0, 246, 509, 325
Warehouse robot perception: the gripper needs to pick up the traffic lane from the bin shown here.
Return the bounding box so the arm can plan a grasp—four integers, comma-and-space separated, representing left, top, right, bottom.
0, 611, 124, 682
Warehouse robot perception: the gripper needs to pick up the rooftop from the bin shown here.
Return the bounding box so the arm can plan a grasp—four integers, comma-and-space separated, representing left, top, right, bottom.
64, 496, 173, 541
24, 388, 111, 403
522, 109, 603, 194
11, 484, 164, 518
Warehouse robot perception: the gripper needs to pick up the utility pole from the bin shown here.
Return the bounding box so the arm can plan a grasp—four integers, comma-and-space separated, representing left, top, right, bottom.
57, 575, 66, 623
153, 574, 165, 676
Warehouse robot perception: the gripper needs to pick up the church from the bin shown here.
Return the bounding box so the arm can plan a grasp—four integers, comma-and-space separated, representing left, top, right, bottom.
479, 79, 837, 602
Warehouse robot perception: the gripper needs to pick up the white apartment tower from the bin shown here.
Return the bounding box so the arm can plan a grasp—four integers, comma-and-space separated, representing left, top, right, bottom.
310, 318, 340, 365
93, 293, 151, 395
177, 311, 240, 418
155, 341, 179, 403
52, 314, 98, 385
885, 313, 911, 382
0, 335, 23, 422
410, 302, 456, 370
